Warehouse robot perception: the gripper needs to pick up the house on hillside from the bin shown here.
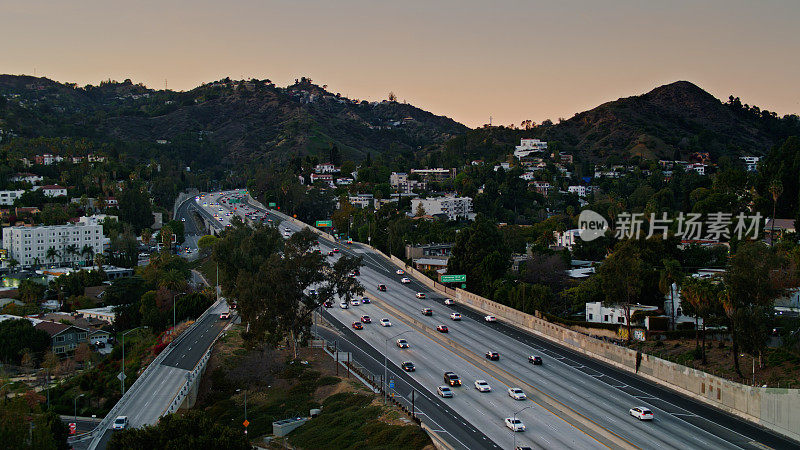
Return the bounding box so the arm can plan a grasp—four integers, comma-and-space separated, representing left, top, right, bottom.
34, 321, 89, 355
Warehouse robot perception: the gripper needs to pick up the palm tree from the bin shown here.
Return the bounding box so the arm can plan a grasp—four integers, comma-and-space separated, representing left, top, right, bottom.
681, 277, 721, 364
65, 244, 79, 267
768, 179, 783, 246
32, 257, 42, 269
659, 259, 683, 330
45, 247, 60, 266
94, 253, 105, 272
81, 244, 95, 268
7, 259, 19, 271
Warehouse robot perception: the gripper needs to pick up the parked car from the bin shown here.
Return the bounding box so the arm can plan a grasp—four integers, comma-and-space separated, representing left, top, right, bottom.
112, 416, 128, 430
450, 312, 462, 321
415, 292, 426, 299
437, 386, 453, 398
443, 372, 461, 386
505, 417, 525, 432
630, 407, 654, 421
380, 318, 392, 327
528, 355, 543, 365
474, 380, 491, 392
508, 388, 526, 400
485, 351, 500, 361
436, 325, 449, 333
352, 322, 363, 330
93, 341, 105, 349
401, 361, 415, 372
421, 308, 433, 316
396, 339, 410, 348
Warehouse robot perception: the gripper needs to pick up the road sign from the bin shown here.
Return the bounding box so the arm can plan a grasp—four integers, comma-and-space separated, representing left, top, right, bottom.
117, 372, 126, 382
69, 423, 76, 435
315, 220, 333, 228
243, 419, 250, 428
389, 379, 395, 389
461, 284, 467, 289
268, 202, 276, 207
440, 274, 467, 283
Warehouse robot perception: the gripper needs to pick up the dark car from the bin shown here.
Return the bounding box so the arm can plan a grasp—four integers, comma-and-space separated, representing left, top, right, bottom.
421, 308, 433, 316
436, 325, 449, 333
529, 355, 543, 365
361, 297, 371, 304
352, 322, 363, 330
328, 251, 335, 256
377, 284, 387, 292
486, 351, 500, 361
323, 301, 333, 308
360, 315, 371, 323
351, 268, 360, 276
444, 372, 461, 386
401, 361, 416, 372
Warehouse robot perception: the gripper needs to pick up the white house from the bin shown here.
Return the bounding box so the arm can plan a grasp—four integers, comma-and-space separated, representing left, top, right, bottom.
585, 302, 659, 326
514, 138, 548, 159
35, 185, 67, 198
740, 156, 760, 172
11, 173, 43, 185
519, 172, 536, 181
389, 172, 426, 193
314, 163, 340, 174
567, 185, 592, 197
348, 193, 375, 209
493, 162, 511, 172
76, 306, 116, 324
686, 163, 707, 175
411, 196, 475, 221
553, 229, 581, 251
0, 190, 26, 206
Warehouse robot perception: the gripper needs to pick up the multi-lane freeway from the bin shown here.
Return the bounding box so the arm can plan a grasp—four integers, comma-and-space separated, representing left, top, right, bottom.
196, 191, 799, 450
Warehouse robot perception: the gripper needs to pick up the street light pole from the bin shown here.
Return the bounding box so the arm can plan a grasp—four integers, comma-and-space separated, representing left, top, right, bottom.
121, 326, 147, 395
513, 405, 533, 449
74, 393, 85, 424
384, 330, 412, 404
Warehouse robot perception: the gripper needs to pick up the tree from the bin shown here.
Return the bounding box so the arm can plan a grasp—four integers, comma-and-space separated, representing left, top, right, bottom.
118, 187, 153, 233
0, 319, 50, 364
659, 258, 683, 330
447, 216, 510, 296
7, 258, 19, 271
597, 242, 648, 342
197, 235, 218, 258
45, 247, 60, 266
18, 279, 46, 305
108, 410, 250, 449
65, 244, 79, 267
141, 229, 153, 246
80, 244, 95, 267
768, 179, 783, 246
680, 277, 721, 364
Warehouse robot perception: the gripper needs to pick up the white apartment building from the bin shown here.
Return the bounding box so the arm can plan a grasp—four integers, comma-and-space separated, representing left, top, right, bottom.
493, 162, 511, 172
585, 302, 659, 326
2, 217, 104, 268
410, 196, 475, 221
553, 229, 581, 251
389, 172, 426, 193
348, 193, 375, 209
313, 163, 340, 174
567, 185, 592, 197
740, 156, 760, 172
33, 185, 67, 197
409, 168, 455, 181
514, 138, 548, 159
0, 190, 26, 206
11, 173, 43, 184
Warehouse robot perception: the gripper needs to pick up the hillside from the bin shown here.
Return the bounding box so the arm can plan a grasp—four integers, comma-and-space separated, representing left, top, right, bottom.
0, 75, 468, 167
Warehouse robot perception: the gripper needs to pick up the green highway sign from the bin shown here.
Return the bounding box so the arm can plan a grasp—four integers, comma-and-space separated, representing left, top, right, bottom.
440, 274, 466, 283
268, 202, 276, 207
316, 220, 333, 228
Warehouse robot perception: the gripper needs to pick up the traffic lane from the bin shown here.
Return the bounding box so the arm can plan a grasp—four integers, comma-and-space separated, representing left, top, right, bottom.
446, 302, 796, 450
317, 315, 498, 450
324, 302, 601, 450
356, 265, 745, 450
125, 365, 188, 427
161, 304, 228, 370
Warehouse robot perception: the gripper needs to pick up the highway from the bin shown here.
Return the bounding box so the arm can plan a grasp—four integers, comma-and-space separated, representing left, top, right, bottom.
200, 191, 800, 450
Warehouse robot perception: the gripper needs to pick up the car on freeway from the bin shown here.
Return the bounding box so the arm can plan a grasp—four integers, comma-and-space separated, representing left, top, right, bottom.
112, 416, 128, 430
485, 315, 497, 322
328, 251, 335, 256
361, 297, 370, 304
351, 299, 361, 306
421, 308, 433, 316
219, 312, 231, 320
485, 351, 500, 361
352, 322, 363, 330
396, 339, 410, 348
379, 318, 392, 327
333, 247, 340, 253
505, 417, 525, 432
415, 292, 426, 299
444, 299, 455, 305
529, 355, 543, 365
339, 302, 348, 309
515, 447, 534, 450
377, 284, 387, 292
450, 312, 462, 321
436, 325, 449, 333
401, 277, 411, 284
360, 315, 371, 323
351, 268, 360, 276
395, 269, 405, 275
323, 301, 333, 308
308, 289, 318, 297
401, 361, 416, 372
508, 388, 526, 400
630, 407, 654, 421
437, 386, 453, 398
443, 372, 461, 386
474, 380, 491, 392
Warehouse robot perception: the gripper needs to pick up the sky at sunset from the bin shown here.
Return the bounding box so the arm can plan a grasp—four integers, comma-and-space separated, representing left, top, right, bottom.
2, 0, 799, 128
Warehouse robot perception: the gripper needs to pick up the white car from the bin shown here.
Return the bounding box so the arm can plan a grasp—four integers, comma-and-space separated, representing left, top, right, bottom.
351, 299, 361, 306
504, 417, 525, 432
474, 380, 491, 392
437, 386, 453, 398
444, 299, 455, 305
379, 318, 392, 327
450, 312, 462, 321
339, 302, 348, 309
395, 269, 405, 275
112, 416, 128, 430
484, 315, 497, 322
508, 388, 526, 400
630, 407, 654, 421
415, 292, 426, 299
401, 277, 411, 284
